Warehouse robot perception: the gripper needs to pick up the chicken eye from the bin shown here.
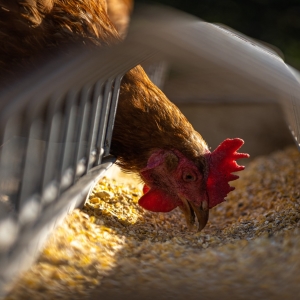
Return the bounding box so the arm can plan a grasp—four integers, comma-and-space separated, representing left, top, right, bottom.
183, 172, 196, 182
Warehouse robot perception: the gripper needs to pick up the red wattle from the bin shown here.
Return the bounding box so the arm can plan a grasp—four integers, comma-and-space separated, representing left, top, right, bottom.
138, 189, 179, 212
143, 184, 150, 194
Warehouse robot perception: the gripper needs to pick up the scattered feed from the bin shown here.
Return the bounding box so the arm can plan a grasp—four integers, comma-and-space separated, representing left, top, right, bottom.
4, 146, 300, 300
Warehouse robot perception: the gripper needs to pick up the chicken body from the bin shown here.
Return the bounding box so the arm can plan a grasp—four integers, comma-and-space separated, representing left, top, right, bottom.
0, 0, 248, 231
112, 66, 209, 173
0, 0, 122, 84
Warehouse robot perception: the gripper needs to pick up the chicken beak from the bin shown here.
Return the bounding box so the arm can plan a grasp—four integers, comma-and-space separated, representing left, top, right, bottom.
190, 200, 209, 232
180, 197, 209, 232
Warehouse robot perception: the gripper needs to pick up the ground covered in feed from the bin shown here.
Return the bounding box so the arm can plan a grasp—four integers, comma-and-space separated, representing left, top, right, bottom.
4, 146, 300, 300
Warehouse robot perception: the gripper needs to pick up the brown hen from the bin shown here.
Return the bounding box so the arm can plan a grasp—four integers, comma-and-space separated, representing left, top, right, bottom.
0, 0, 249, 231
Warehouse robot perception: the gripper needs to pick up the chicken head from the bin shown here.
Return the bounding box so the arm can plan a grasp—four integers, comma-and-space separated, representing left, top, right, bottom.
138, 138, 249, 231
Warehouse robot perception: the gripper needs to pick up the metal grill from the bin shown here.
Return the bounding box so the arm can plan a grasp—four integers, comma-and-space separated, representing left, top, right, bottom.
0, 79, 122, 214
0, 47, 128, 294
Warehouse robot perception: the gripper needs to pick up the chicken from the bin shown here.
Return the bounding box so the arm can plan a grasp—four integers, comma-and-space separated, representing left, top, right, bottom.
0, 0, 249, 231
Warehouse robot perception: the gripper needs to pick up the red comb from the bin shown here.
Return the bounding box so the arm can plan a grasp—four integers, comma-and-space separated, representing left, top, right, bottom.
205, 138, 249, 209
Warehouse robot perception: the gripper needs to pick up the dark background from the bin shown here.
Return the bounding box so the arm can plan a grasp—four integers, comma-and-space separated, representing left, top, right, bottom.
136, 0, 300, 70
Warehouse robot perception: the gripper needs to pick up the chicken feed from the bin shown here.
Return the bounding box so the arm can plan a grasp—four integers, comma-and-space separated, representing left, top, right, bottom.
4, 146, 300, 300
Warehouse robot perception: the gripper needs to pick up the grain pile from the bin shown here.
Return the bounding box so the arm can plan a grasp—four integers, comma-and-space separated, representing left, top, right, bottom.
4, 146, 300, 300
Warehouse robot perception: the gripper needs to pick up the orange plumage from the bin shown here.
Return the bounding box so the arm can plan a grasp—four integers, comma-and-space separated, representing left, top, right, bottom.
0, 0, 248, 231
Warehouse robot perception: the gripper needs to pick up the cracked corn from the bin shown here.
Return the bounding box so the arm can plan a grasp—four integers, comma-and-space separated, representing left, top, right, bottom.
5, 146, 300, 300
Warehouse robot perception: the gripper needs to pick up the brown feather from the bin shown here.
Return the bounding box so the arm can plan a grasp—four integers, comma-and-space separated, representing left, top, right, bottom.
0, 0, 120, 85
106, 0, 133, 37
112, 66, 208, 174
0, 0, 208, 177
